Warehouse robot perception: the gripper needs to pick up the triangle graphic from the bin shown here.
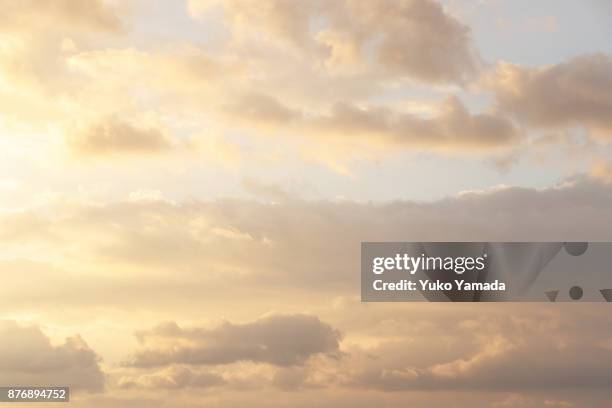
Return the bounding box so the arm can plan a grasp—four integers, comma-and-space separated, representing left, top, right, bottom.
545, 290, 559, 302
600, 289, 612, 302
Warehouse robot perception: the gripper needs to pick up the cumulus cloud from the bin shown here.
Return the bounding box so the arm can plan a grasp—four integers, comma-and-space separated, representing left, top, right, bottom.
125, 314, 341, 368
67, 118, 175, 156
0, 320, 105, 391
188, 0, 479, 83
487, 54, 612, 138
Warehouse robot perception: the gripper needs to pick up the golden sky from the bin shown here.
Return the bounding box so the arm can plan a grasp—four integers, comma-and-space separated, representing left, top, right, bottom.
1, 0, 612, 407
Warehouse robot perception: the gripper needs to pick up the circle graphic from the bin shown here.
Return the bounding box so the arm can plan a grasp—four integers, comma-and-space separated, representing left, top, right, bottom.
569, 286, 583, 300
564, 242, 588, 256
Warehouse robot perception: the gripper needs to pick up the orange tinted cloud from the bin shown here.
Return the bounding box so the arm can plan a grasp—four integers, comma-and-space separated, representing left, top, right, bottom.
0, 0, 122, 33
487, 54, 612, 138
188, 0, 479, 84
68, 118, 174, 156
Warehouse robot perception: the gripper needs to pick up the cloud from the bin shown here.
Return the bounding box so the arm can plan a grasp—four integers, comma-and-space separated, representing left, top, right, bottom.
0, 320, 105, 391
306, 96, 519, 153
116, 305, 612, 397
119, 366, 225, 390
1, 178, 612, 404
223, 92, 301, 128
487, 54, 612, 138
0, 1, 503, 164
0, 1, 124, 125
125, 314, 341, 368
223, 94, 520, 154
271, 366, 317, 391
344, 308, 612, 392
67, 118, 175, 156
1, 173, 612, 313
188, 0, 479, 84
492, 394, 573, 408
590, 160, 612, 184
66, 47, 223, 95
242, 178, 294, 201
0, 0, 123, 33
1, 1, 611, 407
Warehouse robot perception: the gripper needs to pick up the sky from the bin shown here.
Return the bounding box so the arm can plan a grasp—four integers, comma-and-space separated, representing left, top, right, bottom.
1, 0, 612, 407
